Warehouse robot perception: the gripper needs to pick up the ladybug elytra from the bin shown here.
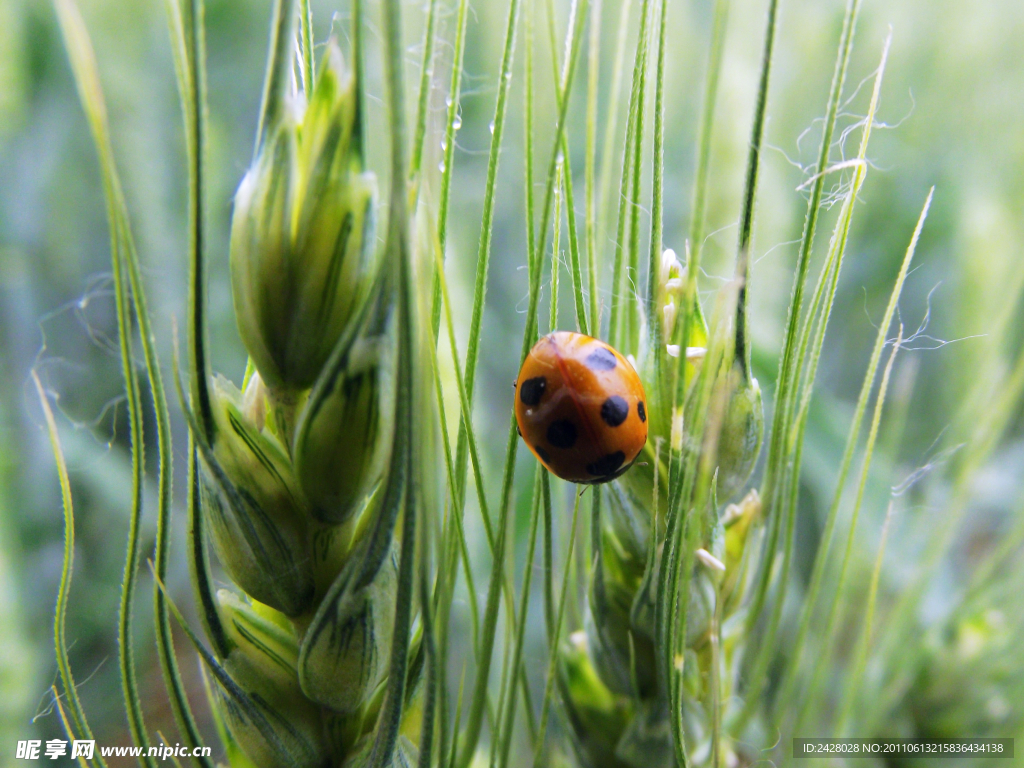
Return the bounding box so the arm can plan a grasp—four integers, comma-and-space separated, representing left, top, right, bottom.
515, 332, 648, 484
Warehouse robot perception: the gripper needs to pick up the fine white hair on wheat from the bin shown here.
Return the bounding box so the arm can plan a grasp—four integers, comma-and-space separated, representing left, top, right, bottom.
32, 652, 108, 724
36, 273, 121, 358
861, 283, 987, 352
754, 237, 803, 266
895, 285, 987, 351
892, 442, 965, 497
26, 365, 127, 449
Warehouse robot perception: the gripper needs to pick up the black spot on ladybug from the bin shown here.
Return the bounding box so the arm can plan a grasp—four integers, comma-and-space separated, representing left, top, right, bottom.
600, 395, 629, 427
637, 401, 646, 423
534, 445, 550, 463
587, 451, 625, 477
547, 419, 577, 449
584, 347, 617, 371
519, 376, 547, 406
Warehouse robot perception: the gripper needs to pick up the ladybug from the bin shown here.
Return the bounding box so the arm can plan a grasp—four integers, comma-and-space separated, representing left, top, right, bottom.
515, 332, 648, 484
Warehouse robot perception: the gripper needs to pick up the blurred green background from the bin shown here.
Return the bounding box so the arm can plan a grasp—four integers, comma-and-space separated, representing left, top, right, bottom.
0, 0, 1022, 764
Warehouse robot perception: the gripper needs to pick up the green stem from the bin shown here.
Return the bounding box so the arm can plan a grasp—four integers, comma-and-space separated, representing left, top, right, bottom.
834, 501, 894, 734
794, 328, 903, 733
254, 0, 297, 159
417, 498, 438, 768
732, 0, 776, 378
299, 0, 313, 95
409, 0, 441, 187
115, 239, 155, 767
494, 473, 544, 768
552, 159, 563, 328
458, 4, 590, 763
624, 0, 651, 352
530, 488, 583, 766
543, 473, 555, 641
584, 0, 602, 334
745, 0, 860, 645
451, 0, 523, 511
543, 0, 589, 335
431, 0, 469, 340
32, 370, 108, 768
768, 36, 893, 724
523, 0, 536, 292
368, 0, 419, 765
607, 0, 650, 350
710, 578, 723, 768
688, 0, 730, 274
594, 0, 634, 325
562, 147, 589, 335
663, 300, 734, 768
646, 0, 668, 447
54, 3, 176, 761
156, 1, 215, 760
431, 2, 538, 731
167, 0, 215, 443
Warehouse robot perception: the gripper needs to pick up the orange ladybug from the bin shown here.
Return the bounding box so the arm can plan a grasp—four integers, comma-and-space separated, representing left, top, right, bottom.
515, 332, 648, 484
